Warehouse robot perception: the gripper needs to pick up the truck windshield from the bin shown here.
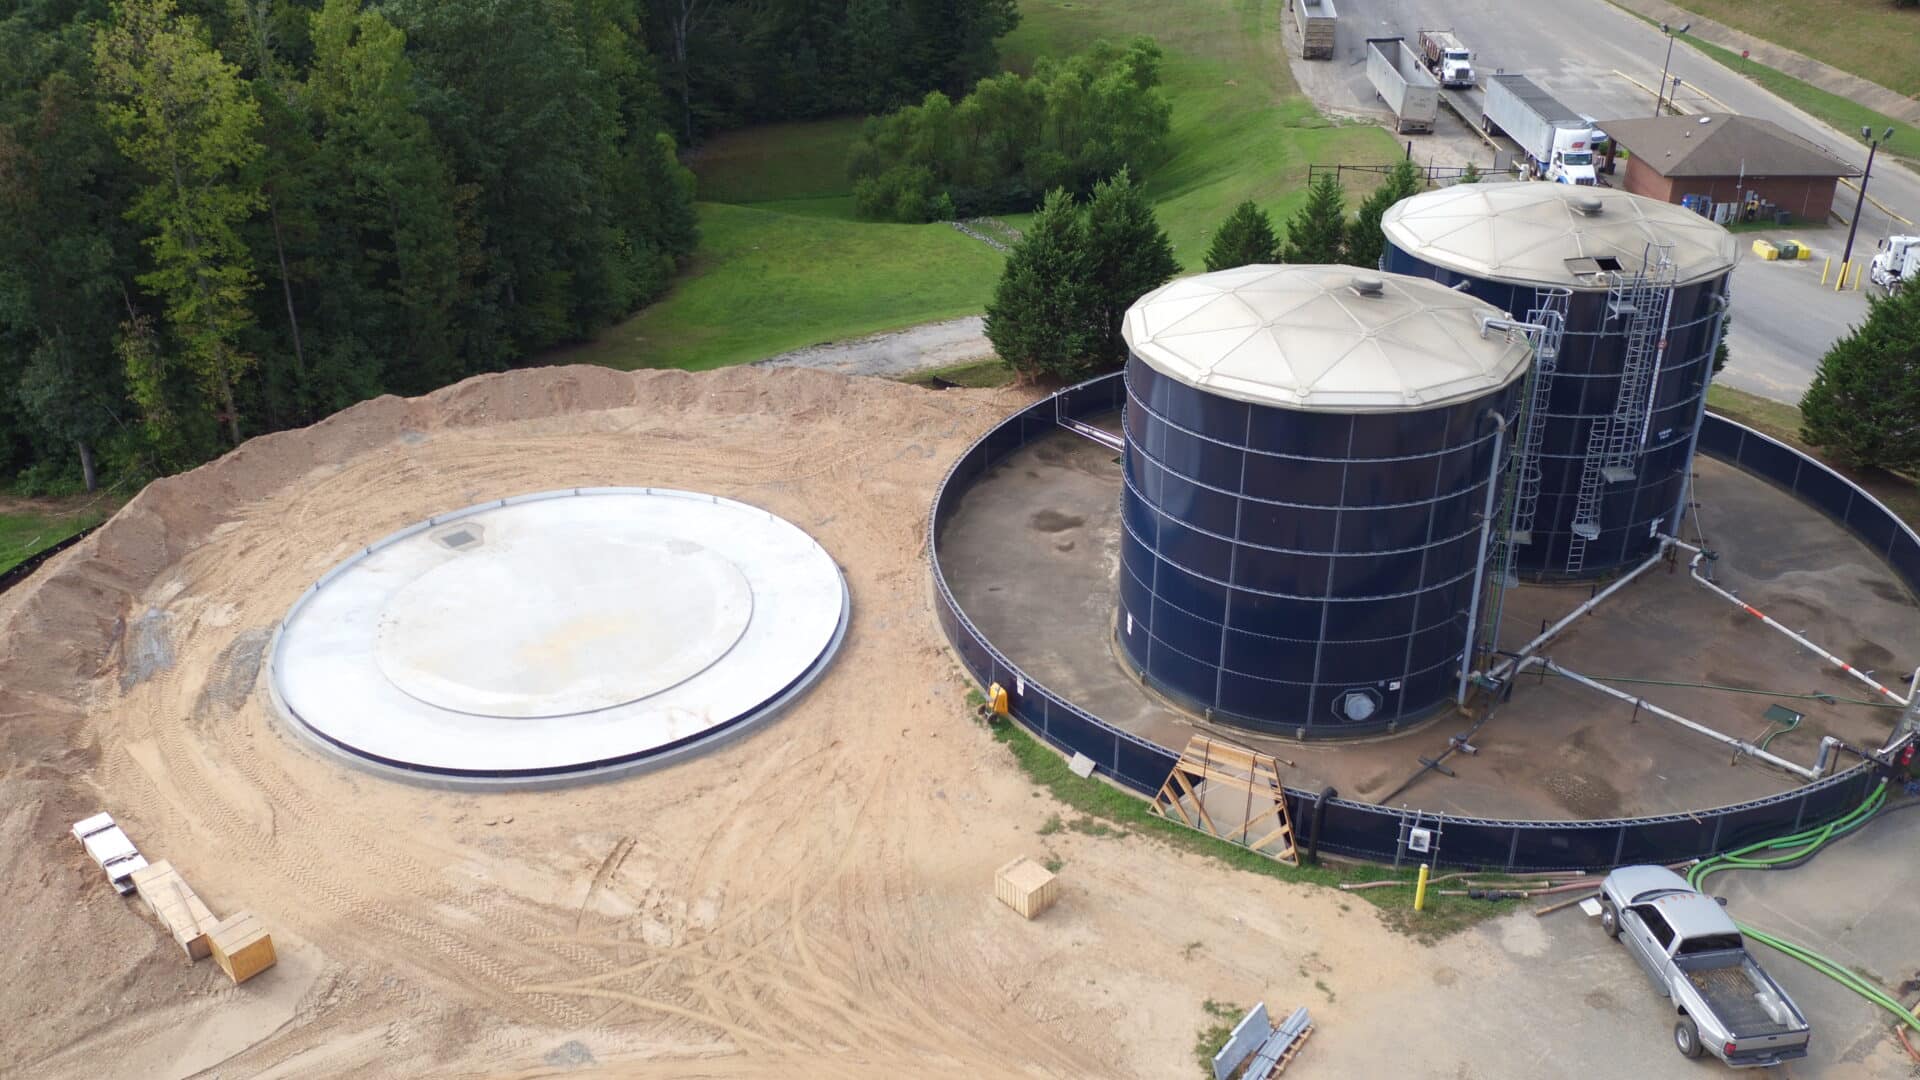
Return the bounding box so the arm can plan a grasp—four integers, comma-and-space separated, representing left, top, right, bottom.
1561, 152, 1593, 166
1677, 932, 1744, 956
1446, 51, 1469, 61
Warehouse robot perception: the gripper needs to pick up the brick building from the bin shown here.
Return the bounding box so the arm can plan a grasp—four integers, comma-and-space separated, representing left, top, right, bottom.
1595, 114, 1856, 223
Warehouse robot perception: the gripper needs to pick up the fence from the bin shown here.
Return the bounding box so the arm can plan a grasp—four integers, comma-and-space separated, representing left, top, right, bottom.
928, 372, 1910, 872
1307, 161, 1494, 192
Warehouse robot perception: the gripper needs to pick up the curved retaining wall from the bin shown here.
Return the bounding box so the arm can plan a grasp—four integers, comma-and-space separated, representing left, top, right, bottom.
929, 372, 1912, 872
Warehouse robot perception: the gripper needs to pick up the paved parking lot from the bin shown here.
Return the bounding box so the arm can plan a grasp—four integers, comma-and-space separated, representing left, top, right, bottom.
1315, 796, 1920, 1076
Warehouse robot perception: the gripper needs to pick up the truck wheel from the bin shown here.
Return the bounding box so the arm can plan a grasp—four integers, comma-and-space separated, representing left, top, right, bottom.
1600, 899, 1620, 939
1674, 1017, 1704, 1059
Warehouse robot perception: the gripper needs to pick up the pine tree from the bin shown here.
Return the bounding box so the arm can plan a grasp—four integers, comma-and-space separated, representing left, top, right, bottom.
94, 0, 267, 447
1204, 200, 1281, 272
1084, 166, 1178, 360
985, 189, 1097, 381
1345, 159, 1420, 270
1458, 161, 1482, 184
1281, 172, 1346, 264
1800, 285, 1920, 471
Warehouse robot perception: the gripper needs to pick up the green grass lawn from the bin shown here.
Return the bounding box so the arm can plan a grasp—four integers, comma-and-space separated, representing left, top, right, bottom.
1663, 25, 1920, 167
555, 202, 1005, 371
0, 506, 105, 576
1667, 0, 1920, 99
1003, 0, 1399, 269
571, 0, 1403, 371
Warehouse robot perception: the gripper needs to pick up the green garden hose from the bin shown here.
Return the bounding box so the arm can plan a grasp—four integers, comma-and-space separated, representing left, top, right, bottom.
1756, 710, 1802, 754
1683, 782, 1920, 1034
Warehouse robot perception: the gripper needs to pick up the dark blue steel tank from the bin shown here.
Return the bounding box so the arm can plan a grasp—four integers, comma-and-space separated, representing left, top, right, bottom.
1116, 266, 1532, 738
1382, 184, 1736, 580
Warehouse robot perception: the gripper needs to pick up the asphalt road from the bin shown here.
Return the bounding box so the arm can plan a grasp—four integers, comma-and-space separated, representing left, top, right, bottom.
1304, 0, 1915, 402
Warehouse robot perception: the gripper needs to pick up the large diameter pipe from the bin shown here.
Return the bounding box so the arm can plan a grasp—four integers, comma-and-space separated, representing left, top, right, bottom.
1486, 544, 1672, 683
1458, 411, 1509, 704
1685, 549, 1909, 704
1541, 659, 1833, 780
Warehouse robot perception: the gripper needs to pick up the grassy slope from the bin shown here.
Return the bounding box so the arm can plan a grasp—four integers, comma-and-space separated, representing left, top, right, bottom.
1655, 23, 1920, 165
578, 0, 1401, 370
1002, 0, 1398, 269
1707, 384, 1920, 528
0, 506, 106, 575
1666, 0, 1920, 99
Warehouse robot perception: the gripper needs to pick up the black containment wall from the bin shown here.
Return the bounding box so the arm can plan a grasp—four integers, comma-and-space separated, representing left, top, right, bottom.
929, 372, 1915, 872
1117, 354, 1521, 737
1383, 244, 1731, 582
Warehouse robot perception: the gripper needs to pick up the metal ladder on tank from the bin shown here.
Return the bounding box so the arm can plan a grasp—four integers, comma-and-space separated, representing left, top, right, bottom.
1477, 288, 1569, 668
1565, 243, 1676, 575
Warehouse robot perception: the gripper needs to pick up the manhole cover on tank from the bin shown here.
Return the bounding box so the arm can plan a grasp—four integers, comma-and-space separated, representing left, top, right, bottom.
269, 488, 848, 786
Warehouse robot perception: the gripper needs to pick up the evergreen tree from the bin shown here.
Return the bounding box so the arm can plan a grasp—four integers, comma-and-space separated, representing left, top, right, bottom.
1800, 285, 1920, 471
1457, 161, 1482, 183
94, 0, 267, 447
1203, 200, 1280, 272
984, 189, 1096, 381
1084, 166, 1177, 360
1345, 159, 1420, 270
1281, 172, 1346, 264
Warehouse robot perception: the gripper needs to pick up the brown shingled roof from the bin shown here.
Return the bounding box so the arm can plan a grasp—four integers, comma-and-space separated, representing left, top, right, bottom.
1594, 114, 1858, 179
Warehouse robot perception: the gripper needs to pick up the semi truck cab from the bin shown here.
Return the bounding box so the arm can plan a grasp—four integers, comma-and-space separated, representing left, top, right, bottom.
1549, 131, 1601, 185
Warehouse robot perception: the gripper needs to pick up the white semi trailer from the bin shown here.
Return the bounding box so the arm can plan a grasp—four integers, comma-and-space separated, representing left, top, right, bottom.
1366, 37, 1439, 135
1482, 74, 1603, 185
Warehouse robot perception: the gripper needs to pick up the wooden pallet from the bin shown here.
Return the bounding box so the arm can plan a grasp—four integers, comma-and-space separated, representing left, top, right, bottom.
1149, 735, 1297, 865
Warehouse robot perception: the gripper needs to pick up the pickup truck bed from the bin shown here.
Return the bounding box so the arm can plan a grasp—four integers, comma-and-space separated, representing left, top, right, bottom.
1685, 960, 1796, 1038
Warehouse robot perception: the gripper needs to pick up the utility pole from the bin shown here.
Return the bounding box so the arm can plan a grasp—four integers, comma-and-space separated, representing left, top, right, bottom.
1654, 23, 1689, 116
1839, 127, 1895, 283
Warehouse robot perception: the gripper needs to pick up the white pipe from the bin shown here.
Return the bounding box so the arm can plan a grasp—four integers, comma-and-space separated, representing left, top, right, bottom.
1485, 543, 1672, 683
1684, 547, 1910, 705
1458, 412, 1509, 705
1540, 659, 1831, 780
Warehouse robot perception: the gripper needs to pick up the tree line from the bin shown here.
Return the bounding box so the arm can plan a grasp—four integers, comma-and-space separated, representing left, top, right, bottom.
847, 36, 1171, 222
647, 0, 1019, 141
0, 0, 698, 490
986, 161, 1432, 382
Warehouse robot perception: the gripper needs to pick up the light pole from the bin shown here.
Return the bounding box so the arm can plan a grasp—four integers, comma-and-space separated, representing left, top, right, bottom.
1840, 126, 1895, 281
1654, 22, 1690, 116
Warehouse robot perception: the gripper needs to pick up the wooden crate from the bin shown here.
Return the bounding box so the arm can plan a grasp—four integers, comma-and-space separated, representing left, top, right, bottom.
994, 857, 1058, 920
208, 912, 277, 984
130, 861, 220, 961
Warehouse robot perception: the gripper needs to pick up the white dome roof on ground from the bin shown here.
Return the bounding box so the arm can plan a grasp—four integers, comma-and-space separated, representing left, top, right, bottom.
1120, 264, 1532, 413
1381, 183, 1738, 289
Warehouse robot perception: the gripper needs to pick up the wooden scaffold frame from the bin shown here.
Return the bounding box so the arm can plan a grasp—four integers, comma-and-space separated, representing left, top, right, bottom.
1149, 735, 1298, 865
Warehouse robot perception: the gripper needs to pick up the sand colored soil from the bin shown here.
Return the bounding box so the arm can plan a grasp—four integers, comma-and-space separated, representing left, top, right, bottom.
0, 364, 1453, 1079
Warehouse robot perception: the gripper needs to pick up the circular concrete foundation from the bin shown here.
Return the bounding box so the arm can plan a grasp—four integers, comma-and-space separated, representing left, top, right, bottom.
270, 488, 847, 786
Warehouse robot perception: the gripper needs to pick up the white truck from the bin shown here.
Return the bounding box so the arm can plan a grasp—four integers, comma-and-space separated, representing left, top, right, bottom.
1600, 866, 1812, 1068
1366, 37, 1439, 135
1869, 235, 1919, 294
1481, 74, 1603, 185
1417, 29, 1474, 89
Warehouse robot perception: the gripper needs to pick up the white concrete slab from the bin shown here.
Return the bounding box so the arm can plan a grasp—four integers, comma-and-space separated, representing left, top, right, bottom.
270, 488, 846, 781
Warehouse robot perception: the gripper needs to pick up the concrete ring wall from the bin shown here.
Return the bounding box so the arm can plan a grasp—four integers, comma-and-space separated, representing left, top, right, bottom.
929, 372, 1913, 872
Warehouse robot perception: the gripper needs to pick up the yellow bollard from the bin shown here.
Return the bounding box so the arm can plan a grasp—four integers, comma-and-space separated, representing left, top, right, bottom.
1851, 262, 1863, 290
1835, 260, 1848, 293
1821, 256, 1832, 286
1414, 862, 1431, 912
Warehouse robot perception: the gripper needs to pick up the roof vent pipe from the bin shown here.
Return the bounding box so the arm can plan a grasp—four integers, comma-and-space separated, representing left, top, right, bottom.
1572, 194, 1604, 216
1349, 274, 1386, 297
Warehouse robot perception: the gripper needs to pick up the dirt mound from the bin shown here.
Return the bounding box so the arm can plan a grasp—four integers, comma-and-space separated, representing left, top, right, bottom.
2, 363, 1411, 1078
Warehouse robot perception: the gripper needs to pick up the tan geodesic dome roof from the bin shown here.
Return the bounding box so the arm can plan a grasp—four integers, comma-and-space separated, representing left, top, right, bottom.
1381, 183, 1738, 289
1120, 264, 1532, 413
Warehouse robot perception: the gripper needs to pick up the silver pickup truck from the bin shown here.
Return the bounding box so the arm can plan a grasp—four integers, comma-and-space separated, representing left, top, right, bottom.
1599, 866, 1810, 1067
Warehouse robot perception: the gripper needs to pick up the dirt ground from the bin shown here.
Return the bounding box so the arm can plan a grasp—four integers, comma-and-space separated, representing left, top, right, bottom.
2, 365, 1456, 1079
755, 315, 991, 378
